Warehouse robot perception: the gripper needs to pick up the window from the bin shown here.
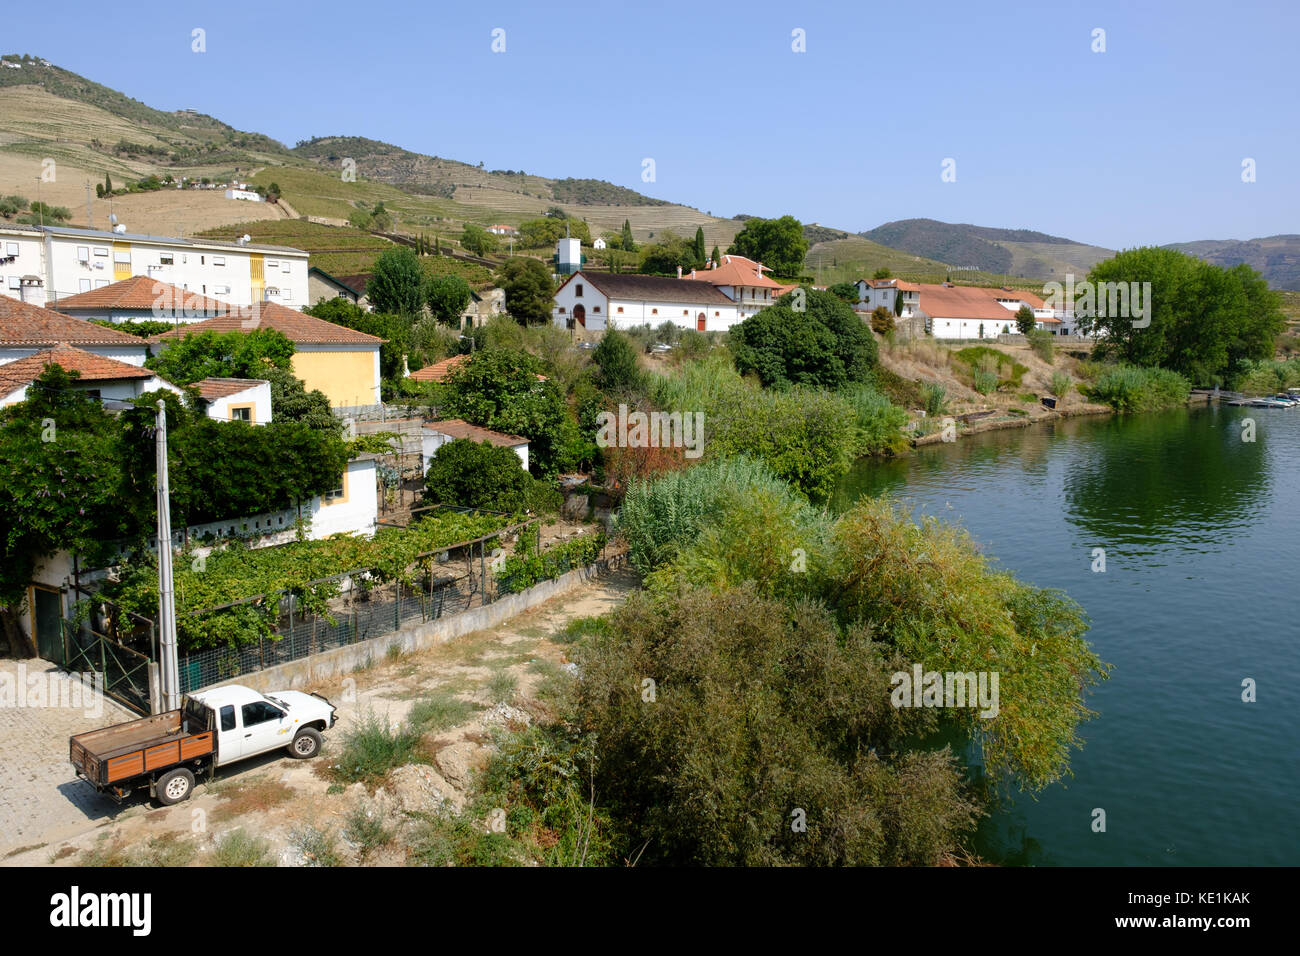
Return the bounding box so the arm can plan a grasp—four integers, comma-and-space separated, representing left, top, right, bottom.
76, 246, 89, 262
230, 406, 251, 422
267, 260, 278, 268
213, 256, 225, 266
5, 242, 18, 256
324, 485, 345, 502
214, 284, 231, 295
574, 284, 583, 297
79, 279, 91, 292
651, 308, 658, 315
617, 306, 624, 313
94, 279, 108, 288
7, 277, 19, 290
159, 253, 173, 265
93, 247, 108, 257
593, 306, 600, 313
682, 310, 688, 315
220, 706, 236, 732
558, 306, 566, 313
113, 251, 130, 264
241, 700, 283, 727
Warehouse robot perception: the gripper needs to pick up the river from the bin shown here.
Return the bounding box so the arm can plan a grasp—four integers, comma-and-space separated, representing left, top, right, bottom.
832, 405, 1299, 866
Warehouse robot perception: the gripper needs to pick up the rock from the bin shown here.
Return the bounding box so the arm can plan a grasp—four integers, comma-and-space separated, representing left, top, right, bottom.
434, 741, 485, 792
482, 701, 532, 728
387, 763, 462, 814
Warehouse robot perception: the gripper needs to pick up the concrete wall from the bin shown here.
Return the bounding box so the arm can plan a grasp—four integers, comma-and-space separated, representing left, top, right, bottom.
204, 555, 624, 693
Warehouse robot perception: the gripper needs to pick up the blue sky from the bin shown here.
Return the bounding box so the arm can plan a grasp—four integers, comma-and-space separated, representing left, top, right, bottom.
6, 0, 1297, 248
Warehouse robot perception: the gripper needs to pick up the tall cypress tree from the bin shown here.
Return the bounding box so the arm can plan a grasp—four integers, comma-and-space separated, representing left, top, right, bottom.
693, 227, 706, 268
621, 219, 635, 252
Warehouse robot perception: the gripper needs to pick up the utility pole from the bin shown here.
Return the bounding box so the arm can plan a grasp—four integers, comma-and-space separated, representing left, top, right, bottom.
155, 400, 180, 711
85, 181, 93, 229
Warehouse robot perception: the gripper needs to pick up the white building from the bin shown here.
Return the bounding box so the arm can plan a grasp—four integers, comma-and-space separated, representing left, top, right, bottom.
681, 255, 784, 321
0, 343, 179, 408
552, 271, 739, 333
224, 188, 263, 202
915, 283, 1061, 339
422, 419, 529, 473
555, 237, 584, 276
191, 378, 273, 424
593, 237, 607, 250
0, 224, 309, 310
0, 296, 150, 367
853, 278, 921, 318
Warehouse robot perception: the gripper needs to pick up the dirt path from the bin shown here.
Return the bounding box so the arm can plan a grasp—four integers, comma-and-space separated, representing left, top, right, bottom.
3, 569, 637, 867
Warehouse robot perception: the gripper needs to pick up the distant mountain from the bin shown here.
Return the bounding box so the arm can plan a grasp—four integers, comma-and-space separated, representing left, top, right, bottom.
1165, 236, 1300, 290
862, 218, 1115, 280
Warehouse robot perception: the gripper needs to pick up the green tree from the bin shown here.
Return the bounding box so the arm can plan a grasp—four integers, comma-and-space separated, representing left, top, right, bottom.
426, 274, 472, 326
1015, 304, 1037, 335
368, 202, 393, 232
461, 224, 498, 257
693, 226, 707, 268
368, 246, 426, 315
621, 219, 636, 253
497, 257, 555, 326
591, 329, 644, 394
424, 438, 561, 514
869, 306, 895, 334
1083, 248, 1284, 386
828, 281, 859, 304
730, 289, 878, 390
725, 215, 809, 277
104, 173, 112, 195
146, 329, 296, 384
442, 348, 571, 477
638, 231, 697, 276
872, 267, 892, 280
710, 245, 720, 266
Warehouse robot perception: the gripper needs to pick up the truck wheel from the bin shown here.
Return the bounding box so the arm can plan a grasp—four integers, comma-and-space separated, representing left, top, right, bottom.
156, 768, 195, 806
288, 727, 323, 759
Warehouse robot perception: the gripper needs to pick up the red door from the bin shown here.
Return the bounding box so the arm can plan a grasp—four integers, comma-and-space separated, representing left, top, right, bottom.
573, 304, 586, 328
697, 313, 706, 331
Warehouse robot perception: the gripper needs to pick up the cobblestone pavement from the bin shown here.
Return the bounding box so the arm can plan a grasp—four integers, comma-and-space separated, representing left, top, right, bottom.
0, 660, 136, 857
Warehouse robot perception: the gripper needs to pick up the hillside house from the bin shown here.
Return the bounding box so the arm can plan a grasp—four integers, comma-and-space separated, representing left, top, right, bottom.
552, 271, 738, 332
915, 284, 1060, 339
5, 224, 309, 310
51, 276, 235, 325
147, 302, 384, 411
308, 267, 370, 310
0, 296, 150, 367
0, 343, 179, 408
853, 278, 921, 318
681, 255, 785, 321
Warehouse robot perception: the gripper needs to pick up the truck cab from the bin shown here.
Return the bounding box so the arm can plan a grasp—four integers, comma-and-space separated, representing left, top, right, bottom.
188, 686, 337, 765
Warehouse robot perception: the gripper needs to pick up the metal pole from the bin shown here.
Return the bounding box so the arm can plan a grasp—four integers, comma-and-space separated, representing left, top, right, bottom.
155, 400, 181, 711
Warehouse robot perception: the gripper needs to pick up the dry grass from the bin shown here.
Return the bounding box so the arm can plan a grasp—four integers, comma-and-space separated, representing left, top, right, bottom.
209, 775, 296, 823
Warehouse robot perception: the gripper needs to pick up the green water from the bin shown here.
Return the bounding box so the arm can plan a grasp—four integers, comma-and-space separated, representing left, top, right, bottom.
832, 405, 1299, 866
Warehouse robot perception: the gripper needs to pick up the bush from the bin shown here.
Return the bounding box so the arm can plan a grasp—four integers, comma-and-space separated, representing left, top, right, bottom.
730, 289, 877, 390
424, 438, 561, 514
1049, 371, 1073, 399
1084, 365, 1190, 412
495, 531, 606, 593
329, 710, 426, 785
839, 384, 909, 456
1027, 329, 1055, 364
972, 369, 998, 395
921, 383, 948, 417
210, 830, 274, 867
870, 306, 896, 334
591, 329, 645, 394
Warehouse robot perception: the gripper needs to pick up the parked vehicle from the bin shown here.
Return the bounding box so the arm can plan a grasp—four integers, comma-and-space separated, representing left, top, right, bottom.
70, 685, 337, 805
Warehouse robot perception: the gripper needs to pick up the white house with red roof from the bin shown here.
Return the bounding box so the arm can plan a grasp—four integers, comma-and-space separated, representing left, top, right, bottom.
853, 278, 921, 318
915, 284, 1060, 339
51, 276, 233, 325
0, 296, 150, 367
681, 254, 785, 321
0, 343, 180, 407
552, 271, 739, 332
422, 419, 529, 472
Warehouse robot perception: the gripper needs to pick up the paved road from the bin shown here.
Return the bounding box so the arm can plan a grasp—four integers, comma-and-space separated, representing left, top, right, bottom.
0, 660, 136, 857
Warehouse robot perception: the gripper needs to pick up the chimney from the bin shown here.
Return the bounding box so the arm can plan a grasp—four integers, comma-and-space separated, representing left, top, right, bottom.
676, 266, 682, 279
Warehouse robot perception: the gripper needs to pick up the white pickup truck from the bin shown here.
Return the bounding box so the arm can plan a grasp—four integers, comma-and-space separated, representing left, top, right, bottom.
70, 685, 337, 805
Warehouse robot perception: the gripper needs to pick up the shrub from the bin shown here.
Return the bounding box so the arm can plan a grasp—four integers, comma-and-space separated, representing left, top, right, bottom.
730, 289, 877, 390
972, 369, 998, 395
921, 383, 948, 417
291, 826, 343, 867
424, 438, 561, 514
1027, 328, 1055, 364
329, 709, 426, 785
495, 531, 606, 593
1049, 371, 1073, 399
344, 804, 395, 860
591, 329, 645, 394
210, 830, 274, 867
839, 384, 909, 456
1085, 365, 1190, 412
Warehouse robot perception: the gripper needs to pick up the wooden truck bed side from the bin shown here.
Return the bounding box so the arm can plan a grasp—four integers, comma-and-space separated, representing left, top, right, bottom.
70, 705, 215, 786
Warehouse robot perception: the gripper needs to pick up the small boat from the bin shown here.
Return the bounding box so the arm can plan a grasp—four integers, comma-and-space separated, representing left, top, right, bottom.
1273, 395, 1299, 406
1249, 397, 1291, 408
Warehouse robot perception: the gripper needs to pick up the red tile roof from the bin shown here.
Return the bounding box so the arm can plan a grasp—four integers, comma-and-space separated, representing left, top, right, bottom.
683, 254, 783, 290
0, 296, 148, 347
0, 343, 154, 394
192, 377, 269, 400
916, 284, 1044, 321
52, 276, 232, 315
409, 354, 469, 383
424, 419, 528, 447
569, 272, 735, 306
146, 301, 383, 345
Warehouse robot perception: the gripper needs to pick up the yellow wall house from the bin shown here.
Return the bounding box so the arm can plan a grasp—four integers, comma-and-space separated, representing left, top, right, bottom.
148, 302, 384, 410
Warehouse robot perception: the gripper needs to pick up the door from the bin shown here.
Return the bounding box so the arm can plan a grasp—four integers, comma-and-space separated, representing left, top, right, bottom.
237, 699, 290, 759
573, 304, 586, 328
31, 586, 63, 662
697, 313, 706, 331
